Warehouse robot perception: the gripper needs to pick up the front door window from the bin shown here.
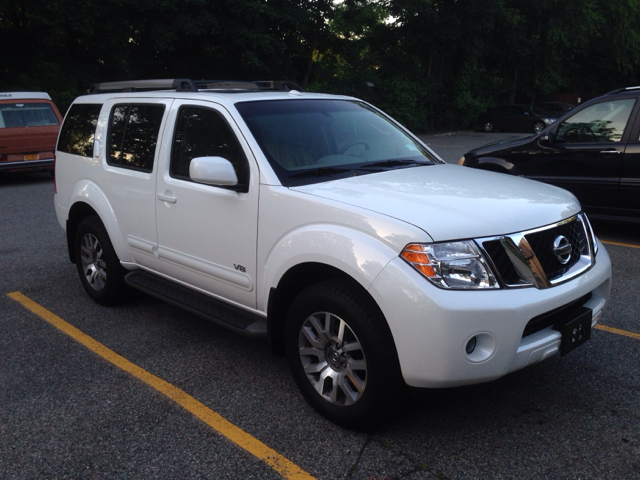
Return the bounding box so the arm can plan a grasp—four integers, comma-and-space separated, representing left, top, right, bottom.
555, 98, 636, 143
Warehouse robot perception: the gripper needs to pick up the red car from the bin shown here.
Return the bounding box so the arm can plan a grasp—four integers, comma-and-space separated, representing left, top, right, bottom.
0, 92, 63, 175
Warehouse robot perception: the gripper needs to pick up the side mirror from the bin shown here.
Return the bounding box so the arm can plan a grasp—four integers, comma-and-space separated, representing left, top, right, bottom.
189, 156, 238, 187
539, 132, 555, 145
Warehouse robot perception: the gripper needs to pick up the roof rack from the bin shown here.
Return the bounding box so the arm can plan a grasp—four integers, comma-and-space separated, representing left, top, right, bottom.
605, 86, 640, 95
89, 79, 304, 94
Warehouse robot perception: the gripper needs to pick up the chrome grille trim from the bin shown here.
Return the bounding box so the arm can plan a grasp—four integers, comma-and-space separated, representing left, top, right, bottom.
477, 213, 595, 289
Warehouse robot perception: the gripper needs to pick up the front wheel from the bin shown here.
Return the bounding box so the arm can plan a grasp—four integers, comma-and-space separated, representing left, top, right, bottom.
483, 121, 494, 132
285, 279, 403, 429
74, 216, 128, 306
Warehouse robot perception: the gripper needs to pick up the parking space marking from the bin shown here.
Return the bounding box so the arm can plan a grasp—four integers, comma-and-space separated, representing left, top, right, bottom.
7, 291, 314, 480
602, 240, 640, 249
595, 324, 640, 341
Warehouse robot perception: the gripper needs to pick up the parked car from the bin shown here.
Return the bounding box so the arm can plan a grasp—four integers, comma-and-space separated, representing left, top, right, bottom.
536, 102, 575, 115
55, 79, 611, 428
461, 86, 640, 223
0, 92, 63, 176
479, 104, 557, 133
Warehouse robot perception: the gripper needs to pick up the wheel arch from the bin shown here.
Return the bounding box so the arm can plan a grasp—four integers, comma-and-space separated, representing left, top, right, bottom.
66, 202, 99, 263
64, 181, 128, 264
267, 262, 390, 357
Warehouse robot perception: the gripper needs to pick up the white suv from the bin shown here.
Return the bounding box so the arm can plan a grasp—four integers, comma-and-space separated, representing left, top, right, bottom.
54, 79, 612, 428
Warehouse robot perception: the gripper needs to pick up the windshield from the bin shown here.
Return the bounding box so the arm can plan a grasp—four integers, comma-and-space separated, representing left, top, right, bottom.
235, 99, 440, 186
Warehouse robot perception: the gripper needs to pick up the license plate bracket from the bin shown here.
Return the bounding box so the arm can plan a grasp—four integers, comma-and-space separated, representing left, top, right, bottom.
558, 306, 592, 356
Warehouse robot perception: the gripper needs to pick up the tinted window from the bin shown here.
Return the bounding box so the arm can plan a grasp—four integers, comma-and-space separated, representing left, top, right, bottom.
236, 99, 437, 186
108, 104, 165, 172
555, 98, 636, 143
170, 107, 248, 185
0, 102, 59, 128
57, 104, 101, 157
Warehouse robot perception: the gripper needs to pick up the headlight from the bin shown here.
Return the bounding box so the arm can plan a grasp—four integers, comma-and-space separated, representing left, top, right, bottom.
458, 156, 466, 166
542, 118, 556, 124
401, 241, 499, 289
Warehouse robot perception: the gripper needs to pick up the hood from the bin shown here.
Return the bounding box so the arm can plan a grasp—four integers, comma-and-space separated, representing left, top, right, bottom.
291, 164, 581, 242
468, 134, 534, 155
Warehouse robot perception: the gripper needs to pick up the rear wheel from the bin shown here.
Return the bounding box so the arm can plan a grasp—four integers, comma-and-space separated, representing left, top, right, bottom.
285, 279, 403, 429
74, 216, 128, 305
483, 121, 494, 132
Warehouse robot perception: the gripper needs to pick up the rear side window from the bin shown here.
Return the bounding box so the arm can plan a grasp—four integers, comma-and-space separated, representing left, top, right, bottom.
108, 104, 165, 172
57, 104, 101, 157
0, 102, 59, 128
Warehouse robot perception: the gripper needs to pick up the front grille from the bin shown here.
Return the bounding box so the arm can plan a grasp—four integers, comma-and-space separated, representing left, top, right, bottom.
482, 239, 521, 285
479, 214, 594, 289
524, 219, 587, 281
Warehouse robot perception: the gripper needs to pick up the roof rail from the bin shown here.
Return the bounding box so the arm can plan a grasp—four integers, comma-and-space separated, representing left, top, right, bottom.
89, 79, 304, 94
605, 86, 640, 95
191, 80, 305, 92
90, 79, 198, 94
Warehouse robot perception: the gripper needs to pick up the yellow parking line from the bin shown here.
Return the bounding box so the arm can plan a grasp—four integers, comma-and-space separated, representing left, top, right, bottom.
602, 240, 640, 249
595, 324, 640, 341
7, 291, 314, 480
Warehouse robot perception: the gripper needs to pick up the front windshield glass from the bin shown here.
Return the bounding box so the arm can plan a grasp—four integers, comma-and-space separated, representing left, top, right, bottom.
235, 99, 440, 186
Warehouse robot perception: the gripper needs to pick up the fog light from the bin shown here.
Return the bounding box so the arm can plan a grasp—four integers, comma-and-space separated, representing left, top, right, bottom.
465, 336, 477, 355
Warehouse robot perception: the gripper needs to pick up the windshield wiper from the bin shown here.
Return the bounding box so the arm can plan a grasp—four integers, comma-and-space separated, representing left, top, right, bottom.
357, 159, 431, 170
287, 166, 356, 180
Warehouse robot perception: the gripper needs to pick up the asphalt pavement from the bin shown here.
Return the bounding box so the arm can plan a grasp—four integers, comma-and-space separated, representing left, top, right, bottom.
1, 138, 638, 479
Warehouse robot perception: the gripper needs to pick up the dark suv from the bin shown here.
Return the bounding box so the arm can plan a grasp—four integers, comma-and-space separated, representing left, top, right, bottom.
461, 86, 640, 223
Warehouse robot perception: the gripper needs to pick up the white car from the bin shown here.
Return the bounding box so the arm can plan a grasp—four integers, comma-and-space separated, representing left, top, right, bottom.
54, 79, 611, 429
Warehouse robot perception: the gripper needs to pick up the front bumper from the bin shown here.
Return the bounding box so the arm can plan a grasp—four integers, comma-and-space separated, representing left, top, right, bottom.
369, 240, 612, 388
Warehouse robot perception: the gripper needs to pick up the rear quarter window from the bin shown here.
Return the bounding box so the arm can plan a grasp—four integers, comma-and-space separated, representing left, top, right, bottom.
57, 104, 102, 157
107, 104, 165, 172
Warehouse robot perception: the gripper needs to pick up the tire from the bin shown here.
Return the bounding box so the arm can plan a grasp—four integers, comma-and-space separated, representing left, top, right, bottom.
74, 216, 128, 306
285, 279, 403, 430
533, 121, 546, 133
483, 121, 494, 132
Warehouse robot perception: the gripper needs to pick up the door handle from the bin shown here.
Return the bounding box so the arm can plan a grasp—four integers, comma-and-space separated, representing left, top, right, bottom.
157, 192, 177, 203
599, 150, 622, 154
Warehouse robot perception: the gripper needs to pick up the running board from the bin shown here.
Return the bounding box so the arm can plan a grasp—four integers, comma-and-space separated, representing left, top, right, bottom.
124, 271, 267, 338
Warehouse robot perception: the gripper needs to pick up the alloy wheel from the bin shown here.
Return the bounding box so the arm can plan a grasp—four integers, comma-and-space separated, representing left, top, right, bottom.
80, 233, 107, 291
298, 311, 367, 406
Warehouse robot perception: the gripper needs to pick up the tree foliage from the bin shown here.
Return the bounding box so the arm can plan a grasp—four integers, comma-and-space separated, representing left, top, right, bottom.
2, 0, 639, 130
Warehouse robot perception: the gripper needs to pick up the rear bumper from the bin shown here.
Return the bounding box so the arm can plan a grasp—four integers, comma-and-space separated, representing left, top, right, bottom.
0, 158, 54, 172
